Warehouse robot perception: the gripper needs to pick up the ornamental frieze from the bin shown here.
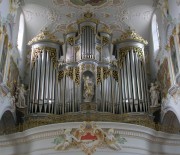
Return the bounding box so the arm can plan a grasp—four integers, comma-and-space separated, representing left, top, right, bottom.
53, 121, 127, 155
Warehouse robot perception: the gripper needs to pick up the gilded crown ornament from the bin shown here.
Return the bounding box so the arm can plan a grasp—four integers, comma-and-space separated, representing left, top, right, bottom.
117, 28, 148, 45
28, 28, 62, 45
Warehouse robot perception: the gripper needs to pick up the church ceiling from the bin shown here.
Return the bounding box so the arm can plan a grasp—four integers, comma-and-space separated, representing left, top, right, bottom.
22, 0, 154, 43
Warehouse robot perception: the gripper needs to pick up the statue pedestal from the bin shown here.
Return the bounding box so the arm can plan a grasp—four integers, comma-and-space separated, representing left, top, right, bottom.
80, 102, 97, 111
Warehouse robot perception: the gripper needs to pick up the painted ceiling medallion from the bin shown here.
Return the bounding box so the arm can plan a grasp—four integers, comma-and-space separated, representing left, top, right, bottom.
70, 0, 107, 6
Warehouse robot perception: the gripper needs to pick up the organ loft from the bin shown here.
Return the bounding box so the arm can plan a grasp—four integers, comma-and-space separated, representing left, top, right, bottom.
28, 12, 149, 116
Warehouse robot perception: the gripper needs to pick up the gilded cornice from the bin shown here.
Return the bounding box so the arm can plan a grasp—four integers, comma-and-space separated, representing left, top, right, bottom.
28, 28, 63, 45
77, 12, 99, 25
117, 29, 148, 45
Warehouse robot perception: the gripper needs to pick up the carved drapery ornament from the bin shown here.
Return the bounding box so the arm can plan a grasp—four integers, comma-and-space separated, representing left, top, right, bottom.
118, 46, 143, 67
58, 67, 80, 85
32, 47, 57, 67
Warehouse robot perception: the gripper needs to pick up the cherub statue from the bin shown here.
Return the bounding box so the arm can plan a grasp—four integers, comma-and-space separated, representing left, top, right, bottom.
54, 128, 80, 150
104, 128, 122, 150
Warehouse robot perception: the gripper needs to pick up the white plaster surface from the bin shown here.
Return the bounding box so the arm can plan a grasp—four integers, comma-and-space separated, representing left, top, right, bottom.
0, 122, 180, 155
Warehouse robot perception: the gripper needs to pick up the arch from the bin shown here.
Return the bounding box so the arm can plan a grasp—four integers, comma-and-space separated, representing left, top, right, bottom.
0, 110, 15, 134
162, 110, 180, 133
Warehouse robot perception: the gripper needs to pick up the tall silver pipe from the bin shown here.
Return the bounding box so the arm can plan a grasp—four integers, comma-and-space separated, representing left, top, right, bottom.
121, 68, 126, 113
127, 52, 133, 101
123, 56, 129, 112
35, 54, 41, 103
138, 59, 144, 111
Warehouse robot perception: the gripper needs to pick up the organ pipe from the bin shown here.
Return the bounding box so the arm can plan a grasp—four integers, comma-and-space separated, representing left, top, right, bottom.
28, 14, 149, 115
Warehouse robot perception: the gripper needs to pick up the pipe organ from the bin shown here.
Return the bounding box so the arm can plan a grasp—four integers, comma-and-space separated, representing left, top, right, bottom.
28, 12, 149, 115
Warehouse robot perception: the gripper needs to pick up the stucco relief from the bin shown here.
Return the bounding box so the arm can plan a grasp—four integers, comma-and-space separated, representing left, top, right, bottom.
53, 122, 127, 154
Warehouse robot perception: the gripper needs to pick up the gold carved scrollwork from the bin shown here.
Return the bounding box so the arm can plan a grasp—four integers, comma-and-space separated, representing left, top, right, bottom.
112, 70, 118, 82
96, 46, 101, 52
97, 67, 118, 84
58, 67, 80, 85
81, 25, 95, 33
99, 25, 112, 34
103, 67, 111, 79
58, 70, 64, 80
32, 47, 57, 67
74, 67, 80, 85
97, 67, 102, 84
66, 36, 74, 46
65, 67, 73, 80
118, 46, 143, 67
102, 36, 110, 45
81, 64, 95, 72
118, 30, 148, 45
77, 12, 99, 24
133, 47, 143, 60
28, 28, 63, 45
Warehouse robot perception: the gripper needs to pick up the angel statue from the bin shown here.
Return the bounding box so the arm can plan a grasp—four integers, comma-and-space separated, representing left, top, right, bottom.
54, 128, 80, 150
16, 84, 27, 108
104, 128, 127, 150
149, 82, 159, 107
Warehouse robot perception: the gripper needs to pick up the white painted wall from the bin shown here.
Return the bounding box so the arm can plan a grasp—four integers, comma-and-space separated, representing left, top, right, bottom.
0, 122, 180, 155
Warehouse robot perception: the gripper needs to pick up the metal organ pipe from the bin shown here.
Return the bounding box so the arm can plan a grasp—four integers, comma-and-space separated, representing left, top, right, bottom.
28, 18, 149, 116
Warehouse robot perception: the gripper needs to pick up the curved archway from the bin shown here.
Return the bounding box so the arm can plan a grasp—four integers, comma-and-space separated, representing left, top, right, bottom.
0, 110, 15, 135
162, 110, 180, 133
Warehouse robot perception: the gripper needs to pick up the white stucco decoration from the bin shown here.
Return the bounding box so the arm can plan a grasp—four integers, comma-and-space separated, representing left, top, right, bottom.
1, 122, 180, 155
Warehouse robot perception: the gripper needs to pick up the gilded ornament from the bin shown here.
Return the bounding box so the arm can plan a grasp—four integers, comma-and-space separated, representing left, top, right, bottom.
118, 46, 143, 67
28, 28, 62, 45
65, 67, 73, 80
77, 12, 99, 24
96, 46, 101, 52
66, 36, 74, 46
172, 27, 177, 35
117, 29, 148, 45
97, 67, 102, 84
165, 44, 170, 51
99, 25, 112, 34
32, 47, 57, 66
58, 71, 64, 80
8, 42, 12, 49
103, 67, 111, 79
102, 36, 110, 45
112, 70, 118, 82
74, 67, 80, 85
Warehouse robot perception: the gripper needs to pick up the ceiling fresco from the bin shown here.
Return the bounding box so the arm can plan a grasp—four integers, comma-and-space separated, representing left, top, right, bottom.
23, 0, 154, 43
70, 0, 108, 6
